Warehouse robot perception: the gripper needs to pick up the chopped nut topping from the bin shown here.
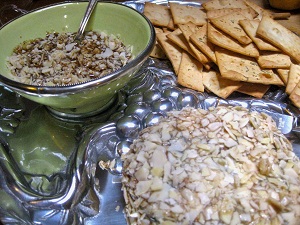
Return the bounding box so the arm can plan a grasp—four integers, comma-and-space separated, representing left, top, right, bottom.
6, 31, 133, 86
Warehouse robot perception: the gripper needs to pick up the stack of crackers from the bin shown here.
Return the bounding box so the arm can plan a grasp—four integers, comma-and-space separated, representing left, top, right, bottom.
143, 0, 300, 108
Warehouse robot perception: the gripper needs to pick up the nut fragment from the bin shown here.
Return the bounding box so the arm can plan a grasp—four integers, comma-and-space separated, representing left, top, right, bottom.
122, 106, 300, 225
6, 31, 133, 86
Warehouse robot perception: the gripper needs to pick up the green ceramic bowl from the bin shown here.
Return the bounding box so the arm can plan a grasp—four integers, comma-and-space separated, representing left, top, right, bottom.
0, 1, 155, 119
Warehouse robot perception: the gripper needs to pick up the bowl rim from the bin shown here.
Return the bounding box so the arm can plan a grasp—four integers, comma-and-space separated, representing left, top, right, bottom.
0, 1, 156, 95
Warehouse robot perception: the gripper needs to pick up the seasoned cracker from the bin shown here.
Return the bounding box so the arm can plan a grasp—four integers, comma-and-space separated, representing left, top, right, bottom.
277, 68, 289, 85
207, 7, 258, 19
202, 69, 242, 98
207, 23, 259, 58
202, 0, 248, 11
190, 23, 217, 63
178, 23, 212, 69
257, 15, 300, 64
169, 2, 207, 26
286, 64, 300, 95
215, 47, 284, 86
156, 32, 182, 75
167, 28, 197, 59
257, 52, 291, 69
143, 2, 171, 27
178, 52, 204, 92
289, 80, 300, 108
209, 11, 253, 45
239, 19, 280, 52
237, 82, 270, 98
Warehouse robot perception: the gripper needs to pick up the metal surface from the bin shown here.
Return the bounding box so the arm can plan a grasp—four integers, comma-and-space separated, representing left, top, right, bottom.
0, 1, 299, 225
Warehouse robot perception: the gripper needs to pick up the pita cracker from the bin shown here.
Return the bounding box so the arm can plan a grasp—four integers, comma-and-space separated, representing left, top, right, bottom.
215, 47, 284, 86
167, 17, 176, 30
167, 29, 197, 59
178, 23, 212, 69
277, 69, 289, 85
256, 15, 300, 64
243, 0, 270, 20
209, 12, 253, 45
156, 32, 182, 75
257, 52, 291, 69
150, 27, 167, 59
169, 2, 207, 26
207, 23, 259, 58
289, 80, 300, 108
206, 7, 258, 19
202, 69, 242, 99
239, 19, 280, 52
202, 0, 248, 11
286, 64, 300, 95
190, 23, 217, 63
177, 52, 204, 92
237, 82, 270, 98
143, 2, 171, 27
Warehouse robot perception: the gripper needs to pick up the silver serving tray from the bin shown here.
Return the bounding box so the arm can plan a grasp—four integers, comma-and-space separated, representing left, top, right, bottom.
0, 1, 299, 225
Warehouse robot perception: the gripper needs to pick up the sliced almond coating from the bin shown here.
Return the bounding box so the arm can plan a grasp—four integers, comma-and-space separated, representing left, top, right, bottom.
202, 69, 242, 98
236, 82, 270, 98
177, 52, 204, 92
143, 2, 171, 27
215, 47, 284, 85
178, 23, 212, 70
277, 68, 289, 85
190, 23, 217, 63
156, 32, 182, 75
289, 80, 300, 108
202, 0, 248, 11
167, 28, 197, 59
257, 52, 291, 69
239, 19, 280, 52
169, 2, 207, 26
256, 15, 300, 64
209, 11, 253, 45
207, 23, 259, 58
286, 64, 300, 95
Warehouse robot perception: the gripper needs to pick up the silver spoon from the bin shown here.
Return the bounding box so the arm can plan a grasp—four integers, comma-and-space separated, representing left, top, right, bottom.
74, 0, 98, 43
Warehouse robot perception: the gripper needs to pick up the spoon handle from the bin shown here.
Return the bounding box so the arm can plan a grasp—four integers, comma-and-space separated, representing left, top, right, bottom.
74, 0, 98, 42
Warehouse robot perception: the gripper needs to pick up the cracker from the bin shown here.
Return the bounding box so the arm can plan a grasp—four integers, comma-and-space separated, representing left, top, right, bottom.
277, 68, 289, 85
207, 23, 259, 58
167, 28, 197, 59
243, 0, 269, 20
143, 2, 171, 27
202, 0, 248, 11
177, 52, 204, 92
286, 64, 300, 95
256, 15, 300, 64
236, 82, 270, 98
215, 47, 284, 86
150, 27, 167, 59
257, 52, 291, 69
239, 19, 280, 52
156, 32, 182, 75
169, 2, 207, 26
207, 7, 258, 19
190, 23, 217, 63
289, 80, 300, 108
209, 11, 253, 45
202, 69, 242, 99
178, 23, 212, 70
